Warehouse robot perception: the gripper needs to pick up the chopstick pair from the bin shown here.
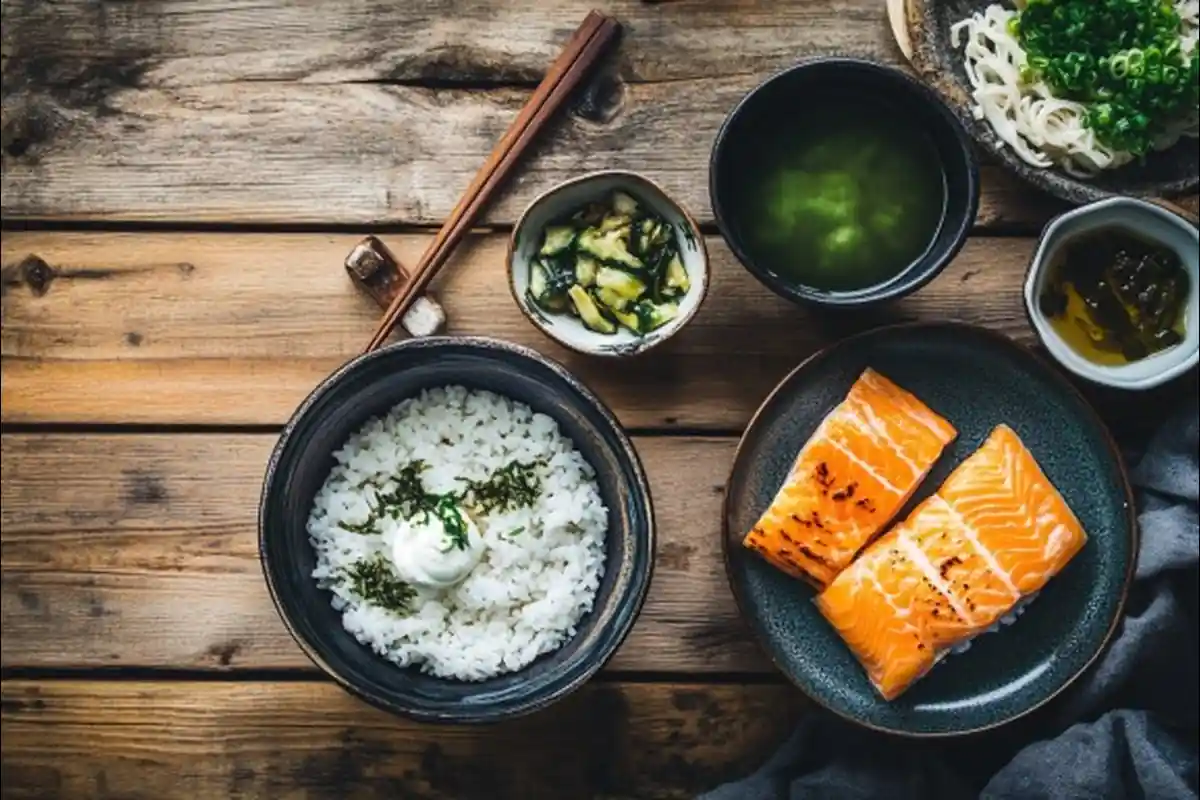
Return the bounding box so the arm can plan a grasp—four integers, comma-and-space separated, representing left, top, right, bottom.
364, 11, 621, 353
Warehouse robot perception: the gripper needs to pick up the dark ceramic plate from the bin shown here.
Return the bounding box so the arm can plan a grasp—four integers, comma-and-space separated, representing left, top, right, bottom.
260, 337, 654, 723
723, 323, 1137, 736
907, 0, 1198, 206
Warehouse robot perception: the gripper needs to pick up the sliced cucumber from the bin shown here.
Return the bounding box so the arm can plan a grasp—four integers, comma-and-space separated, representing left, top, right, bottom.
635, 300, 678, 332
598, 213, 631, 235
529, 259, 548, 298
596, 266, 647, 300
568, 285, 617, 334
664, 252, 690, 294
574, 255, 599, 288
539, 226, 576, 256
611, 191, 639, 217
528, 260, 568, 312
609, 306, 643, 334
594, 286, 630, 313
578, 228, 644, 270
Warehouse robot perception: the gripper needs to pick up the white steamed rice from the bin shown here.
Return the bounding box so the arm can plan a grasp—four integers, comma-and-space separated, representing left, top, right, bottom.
306, 385, 608, 681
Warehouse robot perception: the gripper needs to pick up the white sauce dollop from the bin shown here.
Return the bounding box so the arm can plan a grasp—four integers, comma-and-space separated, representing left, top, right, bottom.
390, 506, 485, 589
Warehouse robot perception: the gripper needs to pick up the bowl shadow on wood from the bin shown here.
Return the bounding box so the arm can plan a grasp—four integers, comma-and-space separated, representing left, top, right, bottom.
907, 0, 1199, 205
287, 680, 803, 797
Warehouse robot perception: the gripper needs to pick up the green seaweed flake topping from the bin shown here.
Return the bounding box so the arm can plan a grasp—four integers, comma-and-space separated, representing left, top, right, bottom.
338, 458, 542, 549
462, 460, 544, 515
340, 461, 478, 552
338, 517, 379, 535
430, 495, 471, 552
338, 460, 433, 535
345, 553, 416, 613
375, 460, 432, 519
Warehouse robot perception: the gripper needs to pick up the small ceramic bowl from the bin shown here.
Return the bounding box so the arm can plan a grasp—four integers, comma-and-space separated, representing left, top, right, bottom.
508, 171, 710, 357
1024, 197, 1199, 391
709, 57, 980, 309
260, 336, 655, 723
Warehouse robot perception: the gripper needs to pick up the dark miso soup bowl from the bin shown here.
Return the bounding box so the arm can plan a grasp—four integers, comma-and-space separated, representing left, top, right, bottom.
260, 336, 654, 723
710, 57, 980, 308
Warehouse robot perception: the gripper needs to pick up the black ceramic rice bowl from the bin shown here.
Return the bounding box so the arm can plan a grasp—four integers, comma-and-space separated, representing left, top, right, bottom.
259, 337, 654, 723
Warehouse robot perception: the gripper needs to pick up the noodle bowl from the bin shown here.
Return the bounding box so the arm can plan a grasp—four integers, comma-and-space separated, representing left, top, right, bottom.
952, 1, 1199, 178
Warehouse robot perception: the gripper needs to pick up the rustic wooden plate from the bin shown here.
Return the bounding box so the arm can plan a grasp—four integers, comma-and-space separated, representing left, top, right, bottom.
723, 323, 1137, 736
905, 0, 1199, 206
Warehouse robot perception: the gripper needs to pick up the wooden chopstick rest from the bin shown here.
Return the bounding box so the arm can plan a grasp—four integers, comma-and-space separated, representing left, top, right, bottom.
345, 236, 446, 337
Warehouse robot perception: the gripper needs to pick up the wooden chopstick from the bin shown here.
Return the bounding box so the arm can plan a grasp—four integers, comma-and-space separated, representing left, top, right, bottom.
364, 11, 621, 353
364, 13, 618, 353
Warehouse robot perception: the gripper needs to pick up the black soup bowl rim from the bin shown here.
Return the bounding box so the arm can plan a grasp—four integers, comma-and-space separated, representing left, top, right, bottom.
709, 56, 982, 308
259, 335, 655, 723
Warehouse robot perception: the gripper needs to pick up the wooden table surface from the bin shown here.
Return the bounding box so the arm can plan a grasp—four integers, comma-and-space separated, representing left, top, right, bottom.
1, 2, 1193, 798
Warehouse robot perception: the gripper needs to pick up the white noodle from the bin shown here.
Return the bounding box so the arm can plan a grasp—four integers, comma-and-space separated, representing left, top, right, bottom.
1168, 0, 1200, 141
1181, 0, 1199, 32
951, 1, 1199, 177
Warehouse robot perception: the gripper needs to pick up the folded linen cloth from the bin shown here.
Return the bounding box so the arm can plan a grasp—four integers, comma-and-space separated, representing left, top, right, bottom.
701, 402, 1199, 800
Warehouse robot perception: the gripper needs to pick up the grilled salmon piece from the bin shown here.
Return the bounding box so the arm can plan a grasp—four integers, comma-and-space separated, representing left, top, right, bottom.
939, 425, 1088, 595
743, 369, 956, 588
816, 425, 1088, 700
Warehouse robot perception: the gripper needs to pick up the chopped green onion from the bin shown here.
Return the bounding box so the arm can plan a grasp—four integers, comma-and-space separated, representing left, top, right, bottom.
1127, 49, 1147, 76
1013, 0, 1194, 156
1091, 102, 1115, 126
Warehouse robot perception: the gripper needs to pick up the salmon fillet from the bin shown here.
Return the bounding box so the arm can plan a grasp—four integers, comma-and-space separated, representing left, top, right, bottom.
743, 369, 957, 588
816, 424, 1089, 700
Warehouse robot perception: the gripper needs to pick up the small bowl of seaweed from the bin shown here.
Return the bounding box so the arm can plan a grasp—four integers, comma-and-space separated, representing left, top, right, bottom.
1024, 196, 1199, 391
709, 57, 980, 308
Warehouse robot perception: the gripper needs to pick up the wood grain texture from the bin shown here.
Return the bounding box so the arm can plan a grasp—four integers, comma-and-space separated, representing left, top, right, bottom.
0, 432, 767, 674
0, 0, 1065, 227
0, 231, 1037, 428
0, 680, 803, 799
0, 0, 894, 86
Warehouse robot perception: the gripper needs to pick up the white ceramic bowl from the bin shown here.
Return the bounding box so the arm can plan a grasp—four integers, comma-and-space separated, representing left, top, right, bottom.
1024, 197, 1199, 391
507, 171, 710, 357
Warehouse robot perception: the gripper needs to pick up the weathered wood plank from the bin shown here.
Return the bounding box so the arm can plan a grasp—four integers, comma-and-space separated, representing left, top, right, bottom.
0, 0, 1066, 227
0, 680, 802, 800
0, 232, 1037, 428
0, 0, 897, 87
0, 433, 766, 674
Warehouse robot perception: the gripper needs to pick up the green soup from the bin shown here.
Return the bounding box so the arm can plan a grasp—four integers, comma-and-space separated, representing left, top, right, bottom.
726, 101, 947, 294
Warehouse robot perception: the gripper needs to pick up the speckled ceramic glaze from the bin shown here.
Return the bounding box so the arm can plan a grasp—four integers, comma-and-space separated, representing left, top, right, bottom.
723, 323, 1137, 736
508, 171, 710, 357
907, 0, 1199, 205
260, 337, 654, 723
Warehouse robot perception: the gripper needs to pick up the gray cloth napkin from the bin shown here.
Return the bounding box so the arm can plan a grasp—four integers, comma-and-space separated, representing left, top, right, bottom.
701, 403, 1199, 800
